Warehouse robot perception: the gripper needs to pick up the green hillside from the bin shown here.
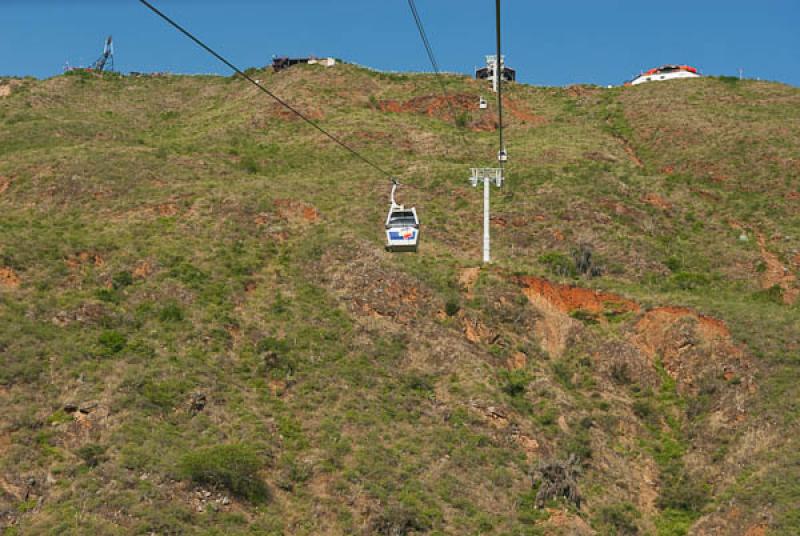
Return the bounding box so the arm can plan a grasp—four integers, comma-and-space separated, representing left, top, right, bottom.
1, 65, 799, 535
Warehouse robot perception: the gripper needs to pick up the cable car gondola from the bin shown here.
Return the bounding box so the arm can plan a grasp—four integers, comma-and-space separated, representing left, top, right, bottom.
385, 179, 419, 252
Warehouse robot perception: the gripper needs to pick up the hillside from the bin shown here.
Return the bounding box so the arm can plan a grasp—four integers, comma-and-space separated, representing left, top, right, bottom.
1, 65, 799, 535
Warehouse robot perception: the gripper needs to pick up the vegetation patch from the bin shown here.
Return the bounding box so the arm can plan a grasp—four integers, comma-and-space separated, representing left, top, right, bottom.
180, 444, 269, 503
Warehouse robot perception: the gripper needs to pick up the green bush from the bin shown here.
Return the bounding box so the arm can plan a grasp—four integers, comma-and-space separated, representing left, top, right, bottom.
500, 369, 531, 397
98, 330, 127, 354
180, 444, 268, 503
539, 252, 577, 278
444, 299, 460, 317
664, 257, 682, 272
667, 271, 710, 291
112, 271, 133, 289
95, 288, 120, 304
239, 155, 261, 174
169, 262, 208, 288
597, 502, 640, 534
76, 443, 108, 467
158, 302, 184, 322
657, 464, 708, 512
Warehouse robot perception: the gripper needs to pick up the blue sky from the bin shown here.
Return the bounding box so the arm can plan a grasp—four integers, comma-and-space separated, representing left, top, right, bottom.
1, 1, 798, 86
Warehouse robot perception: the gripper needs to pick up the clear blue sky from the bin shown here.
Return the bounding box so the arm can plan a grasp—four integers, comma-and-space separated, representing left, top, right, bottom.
1, 0, 798, 86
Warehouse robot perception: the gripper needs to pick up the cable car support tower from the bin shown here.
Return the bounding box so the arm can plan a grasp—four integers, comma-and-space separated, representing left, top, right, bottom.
470, 0, 507, 264
91, 36, 115, 73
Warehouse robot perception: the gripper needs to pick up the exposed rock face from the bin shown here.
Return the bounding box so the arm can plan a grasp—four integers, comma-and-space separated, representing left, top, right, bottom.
632, 306, 754, 395
518, 276, 639, 317
517, 275, 638, 357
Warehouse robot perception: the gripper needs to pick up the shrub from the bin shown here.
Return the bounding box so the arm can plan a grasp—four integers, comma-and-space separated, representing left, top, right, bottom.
539, 252, 577, 278
572, 243, 602, 277
664, 257, 682, 272
112, 271, 133, 289
632, 399, 656, 423
76, 443, 107, 467
168, 262, 208, 288
564, 428, 593, 462
95, 288, 120, 304
370, 502, 429, 536
158, 302, 184, 322
500, 369, 531, 397
141, 378, 185, 410
180, 444, 268, 503
610, 361, 632, 384
657, 464, 708, 512
98, 330, 126, 354
257, 337, 294, 378
444, 299, 460, 317
239, 155, 260, 174
668, 271, 710, 291
597, 502, 640, 535
552, 360, 574, 389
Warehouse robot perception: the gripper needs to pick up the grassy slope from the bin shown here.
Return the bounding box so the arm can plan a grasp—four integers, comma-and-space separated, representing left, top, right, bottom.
0, 67, 798, 535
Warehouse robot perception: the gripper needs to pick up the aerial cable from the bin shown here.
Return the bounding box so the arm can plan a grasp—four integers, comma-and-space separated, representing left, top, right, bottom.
495, 0, 506, 167
138, 0, 395, 182
406, 0, 459, 122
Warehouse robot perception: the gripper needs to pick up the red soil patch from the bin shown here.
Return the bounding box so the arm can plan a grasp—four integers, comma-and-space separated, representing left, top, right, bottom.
269, 103, 324, 121
518, 276, 640, 316
0, 176, 10, 195
507, 352, 527, 371
462, 316, 493, 344
600, 199, 639, 217
633, 307, 754, 397
378, 93, 546, 127
757, 234, 798, 304
661, 165, 675, 175
157, 203, 179, 217
642, 192, 672, 210
133, 261, 153, 279
379, 94, 473, 119
552, 229, 565, 241
468, 114, 498, 132
518, 277, 639, 356
623, 143, 644, 167
0, 267, 21, 288
458, 267, 481, 294
565, 84, 600, 99
504, 97, 547, 124
274, 199, 319, 223
636, 306, 731, 341
787, 191, 800, 200
692, 188, 721, 201
65, 251, 104, 269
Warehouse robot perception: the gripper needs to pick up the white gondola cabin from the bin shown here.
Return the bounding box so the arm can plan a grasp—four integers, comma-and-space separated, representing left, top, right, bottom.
479, 96, 488, 109
385, 181, 419, 252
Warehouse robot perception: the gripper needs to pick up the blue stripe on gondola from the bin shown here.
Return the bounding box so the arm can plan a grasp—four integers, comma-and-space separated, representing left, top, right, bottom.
389, 231, 416, 240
